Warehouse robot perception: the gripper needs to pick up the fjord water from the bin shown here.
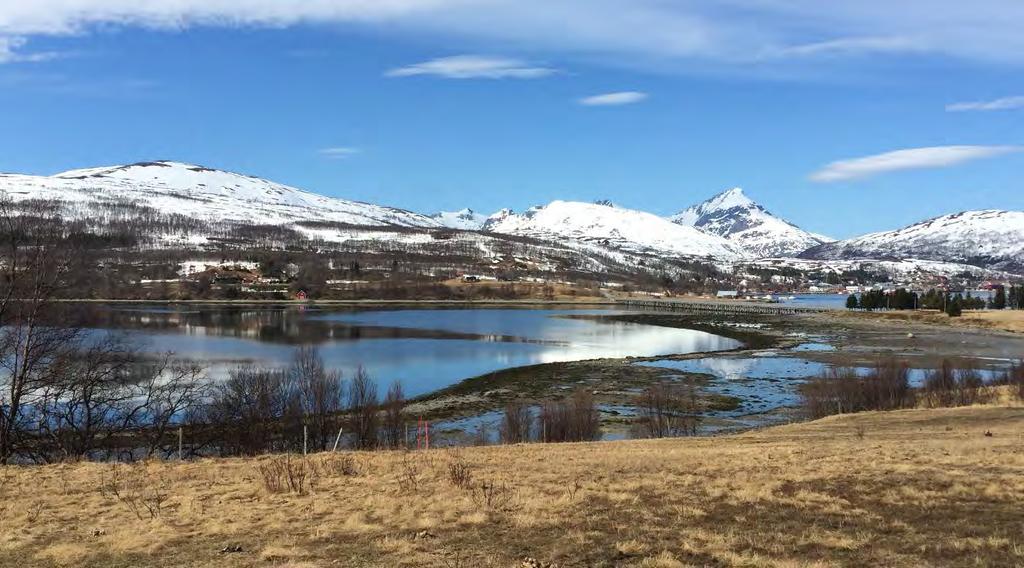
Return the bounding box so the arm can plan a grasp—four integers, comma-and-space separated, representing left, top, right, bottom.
95, 305, 741, 396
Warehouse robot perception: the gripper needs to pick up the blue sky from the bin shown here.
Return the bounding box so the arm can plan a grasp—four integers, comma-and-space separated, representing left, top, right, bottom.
1, 1, 1023, 239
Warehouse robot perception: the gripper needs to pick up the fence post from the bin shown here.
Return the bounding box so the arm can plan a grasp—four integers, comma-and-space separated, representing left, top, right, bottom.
303, 425, 308, 456
178, 427, 183, 461
332, 427, 344, 452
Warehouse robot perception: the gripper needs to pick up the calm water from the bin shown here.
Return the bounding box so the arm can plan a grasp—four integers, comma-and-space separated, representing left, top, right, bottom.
90, 305, 742, 396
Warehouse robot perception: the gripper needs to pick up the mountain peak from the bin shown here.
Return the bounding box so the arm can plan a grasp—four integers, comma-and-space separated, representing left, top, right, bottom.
429, 208, 490, 230
23, 159, 440, 228
704, 187, 754, 211
670, 188, 831, 258
484, 200, 745, 260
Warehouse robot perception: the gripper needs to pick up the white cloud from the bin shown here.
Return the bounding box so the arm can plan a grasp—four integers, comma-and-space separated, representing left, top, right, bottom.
578, 91, 647, 106
761, 36, 926, 59
946, 96, 1024, 112
0, 36, 62, 63
318, 147, 360, 159
810, 146, 1023, 182
3, 1, 1024, 72
385, 55, 555, 79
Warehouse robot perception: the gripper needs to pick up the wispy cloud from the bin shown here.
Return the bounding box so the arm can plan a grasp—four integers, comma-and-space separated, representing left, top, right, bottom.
761, 36, 925, 59
3, 2, 1024, 73
0, 36, 63, 63
810, 146, 1023, 182
946, 96, 1024, 112
318, 147, 360, 160
578, 91, 648, 106
385, 55, 555, 79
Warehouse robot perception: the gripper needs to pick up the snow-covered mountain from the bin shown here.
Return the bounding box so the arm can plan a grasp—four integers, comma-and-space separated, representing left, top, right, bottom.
484, 200, 746, 260
429, 208, 489, 230
799, 210, 1024, 273
0, 161, 439, 228
670, 188, 831, 258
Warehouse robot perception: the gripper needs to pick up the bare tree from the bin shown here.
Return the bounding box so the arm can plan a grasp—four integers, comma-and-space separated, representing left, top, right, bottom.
0, 197, 81, 463
347, 366, 378, 450
634, 381, 699, 439
500, 401, 532, 444
204, 366, 291, 456
381, 380, 405, 449
290, 347, 343, 452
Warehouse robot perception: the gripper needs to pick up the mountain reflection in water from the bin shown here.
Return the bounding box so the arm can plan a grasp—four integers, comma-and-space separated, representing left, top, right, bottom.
85, 305, 742, 396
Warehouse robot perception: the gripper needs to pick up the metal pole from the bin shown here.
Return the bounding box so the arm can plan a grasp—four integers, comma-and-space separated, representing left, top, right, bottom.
303, 425, 308, 456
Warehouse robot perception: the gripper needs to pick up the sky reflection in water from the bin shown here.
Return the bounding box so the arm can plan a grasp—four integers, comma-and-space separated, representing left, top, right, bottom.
102, 307, 742, 397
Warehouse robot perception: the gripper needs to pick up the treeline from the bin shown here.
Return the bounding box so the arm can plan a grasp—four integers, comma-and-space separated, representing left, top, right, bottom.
801, 359, 1024, 419
846, 288, 995, 316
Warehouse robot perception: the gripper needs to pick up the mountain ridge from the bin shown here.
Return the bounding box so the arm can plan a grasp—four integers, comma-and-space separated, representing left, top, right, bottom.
484, 199, 747, 260
800, 209, 1024, 274
670, 187, 832, 258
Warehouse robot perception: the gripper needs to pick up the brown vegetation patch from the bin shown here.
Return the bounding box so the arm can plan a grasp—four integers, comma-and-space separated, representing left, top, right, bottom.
2, 405, 1022, 567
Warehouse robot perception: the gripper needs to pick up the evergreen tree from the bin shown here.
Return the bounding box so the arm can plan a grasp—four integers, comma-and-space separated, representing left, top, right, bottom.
993, 285, 1007, 310
845, 294, 858, 310
946, 293, 963, 317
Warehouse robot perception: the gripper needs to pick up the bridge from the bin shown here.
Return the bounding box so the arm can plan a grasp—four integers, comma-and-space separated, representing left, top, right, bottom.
618, 298, 827, 316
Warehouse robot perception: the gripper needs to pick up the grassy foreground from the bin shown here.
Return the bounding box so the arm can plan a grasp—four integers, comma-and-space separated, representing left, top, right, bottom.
2, 406, 1023, 567
833, 308, 1024, 334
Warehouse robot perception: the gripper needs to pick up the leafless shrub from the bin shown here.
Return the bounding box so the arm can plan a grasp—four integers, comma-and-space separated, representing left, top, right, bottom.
318, 453, 360, 477
566, 476, 583, 501
921, 360, 992, 408
446, 451, 474, 490
471, 479, 521, 512
633, 380, 700, 438
204, 366, 294, 456
397, 454, 421, 494
537, 389, 601, 443
100, 463, 170, 519
995, 362, 1024, 400
801, 360, 913, 418
499, 402, 532, 444
255, 454, 314, 495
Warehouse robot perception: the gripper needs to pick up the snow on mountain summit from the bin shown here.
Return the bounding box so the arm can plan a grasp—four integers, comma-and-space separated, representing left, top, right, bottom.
485, 200, 746, 260
5, 160, 439, 228
429, 208, 489, 230
670, 187, 831, 258
800, 209, 1024, 273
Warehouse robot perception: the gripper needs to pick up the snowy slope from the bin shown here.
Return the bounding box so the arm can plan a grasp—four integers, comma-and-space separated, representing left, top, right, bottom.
742, 257, 1011, 281
484, 200, 746, 260
799, 210, 1024, 272
670, 188, 831, 258
429, 208, 489, 230
0, 161, 439, 228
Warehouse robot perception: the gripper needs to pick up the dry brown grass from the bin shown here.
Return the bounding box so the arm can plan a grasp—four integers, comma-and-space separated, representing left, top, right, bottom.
2, 405, 1023, 567
836, 308, 1024, 333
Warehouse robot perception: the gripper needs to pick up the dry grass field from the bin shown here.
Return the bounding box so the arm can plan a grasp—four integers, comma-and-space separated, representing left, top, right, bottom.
835, 308, 1024, 334
2, 404, 1023, 568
